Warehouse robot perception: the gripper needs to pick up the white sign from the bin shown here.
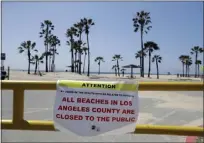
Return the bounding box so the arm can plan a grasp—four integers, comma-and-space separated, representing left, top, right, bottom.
53, 80, 139, 136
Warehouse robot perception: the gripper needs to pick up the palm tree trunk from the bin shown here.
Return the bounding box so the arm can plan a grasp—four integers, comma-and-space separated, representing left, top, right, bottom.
156, 59, 159, 79
87, 34, 90, 77
37, 61, 40, 75
148, 50, 151, 77
140, 28, 144, 77
140, 57, 142, 76
78, 53, 81, 74
98, 63, 100, 75
27, 51, 30, 74
79, 34, 82, 75
83, 54, 86, 74
188, 66, 190, 77
195, 53, 197, 77
71, 48, 74, 72
78, 51, 81, 74
185, 64, 188, 77
45, 45, 49, 72
71, 39, 74, 72
49, 55, 51, 72
51, 46, 56, 72
34, 59, 37, 74
75, 52, 77, 72
198, 64, 200, 77
45, 28, 49, 72
115, 68, 117, 76
117, 60, 120, 77
182, 63, 184, 77
76, 64, 78, 73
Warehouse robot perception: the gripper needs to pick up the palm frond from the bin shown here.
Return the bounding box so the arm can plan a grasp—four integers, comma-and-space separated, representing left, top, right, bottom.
133, 10, 152, 34
19, 49, 24, 53
31, 42, 36, 49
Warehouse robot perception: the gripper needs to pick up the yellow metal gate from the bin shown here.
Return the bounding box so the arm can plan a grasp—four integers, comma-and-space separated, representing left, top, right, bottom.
1, 81, 203, 136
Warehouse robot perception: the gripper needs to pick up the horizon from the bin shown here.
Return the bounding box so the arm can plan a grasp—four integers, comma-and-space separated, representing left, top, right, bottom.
2, 2, 203, 75
9, 68, 172, 75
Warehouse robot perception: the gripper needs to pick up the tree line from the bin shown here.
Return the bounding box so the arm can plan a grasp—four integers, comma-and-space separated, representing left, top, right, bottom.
18, 18, 94, 76
17, 11, 203, 78
179, 46, 203, 78
132, 11, 162, 79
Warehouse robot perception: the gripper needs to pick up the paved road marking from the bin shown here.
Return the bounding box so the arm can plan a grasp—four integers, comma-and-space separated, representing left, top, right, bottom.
148, 110, 176, 124
182, 118, 203, 126
24, 108, 49, 114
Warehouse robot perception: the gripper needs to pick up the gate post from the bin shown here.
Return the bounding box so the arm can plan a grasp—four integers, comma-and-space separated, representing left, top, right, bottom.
13, 88, 24, 126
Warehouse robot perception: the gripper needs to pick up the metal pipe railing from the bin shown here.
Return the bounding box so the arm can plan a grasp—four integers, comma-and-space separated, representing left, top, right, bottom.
2, 120, 203, 136
2, 80, 203, 91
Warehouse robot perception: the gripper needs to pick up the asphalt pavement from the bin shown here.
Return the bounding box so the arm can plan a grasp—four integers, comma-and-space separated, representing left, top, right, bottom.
1, 90, 203, 142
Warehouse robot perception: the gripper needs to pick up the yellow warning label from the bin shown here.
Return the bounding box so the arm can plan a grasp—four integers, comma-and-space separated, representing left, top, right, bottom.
57, 80, 138, 91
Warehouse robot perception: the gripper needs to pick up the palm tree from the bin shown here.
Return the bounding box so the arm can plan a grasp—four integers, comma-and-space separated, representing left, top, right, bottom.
152, 55, 162, 79
184, 56, 192, 77
112, 54, 123, 77
39, 20, 54, 72
72, 40, 81, 72
186, 57, 192, 77
82, 47, 88, 74
82, 18, 95, 77
196, 60, 202, 77
135, 50, 147, 59
66, 27, 77, 72
74, 20, 85, 74
133, 11, 152, 77
49, 35, 60, 72
78, 47, 84, 74
179, 55, 188, 77
31, 53, 44, 74
18, 40, 37, 74
135, 50, 146, 73
112, 65, 117, 76
47, 35, 53, 72
74, 60, 81, 73
188, 61, 192, 77
144, 41, 160, 78
94, 57, 105, 75
76, 42, 86, 74
190, 46, 203, 77
66, 27, 78, 72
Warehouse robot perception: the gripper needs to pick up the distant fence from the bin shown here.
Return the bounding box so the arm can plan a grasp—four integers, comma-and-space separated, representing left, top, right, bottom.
1, 81, 204, 137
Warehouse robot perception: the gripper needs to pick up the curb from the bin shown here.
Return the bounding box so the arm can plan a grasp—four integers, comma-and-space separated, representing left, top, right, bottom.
185, 125, 203, 143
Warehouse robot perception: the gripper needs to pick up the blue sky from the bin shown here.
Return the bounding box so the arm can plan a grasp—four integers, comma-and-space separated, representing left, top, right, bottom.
2, 2, 203, 74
